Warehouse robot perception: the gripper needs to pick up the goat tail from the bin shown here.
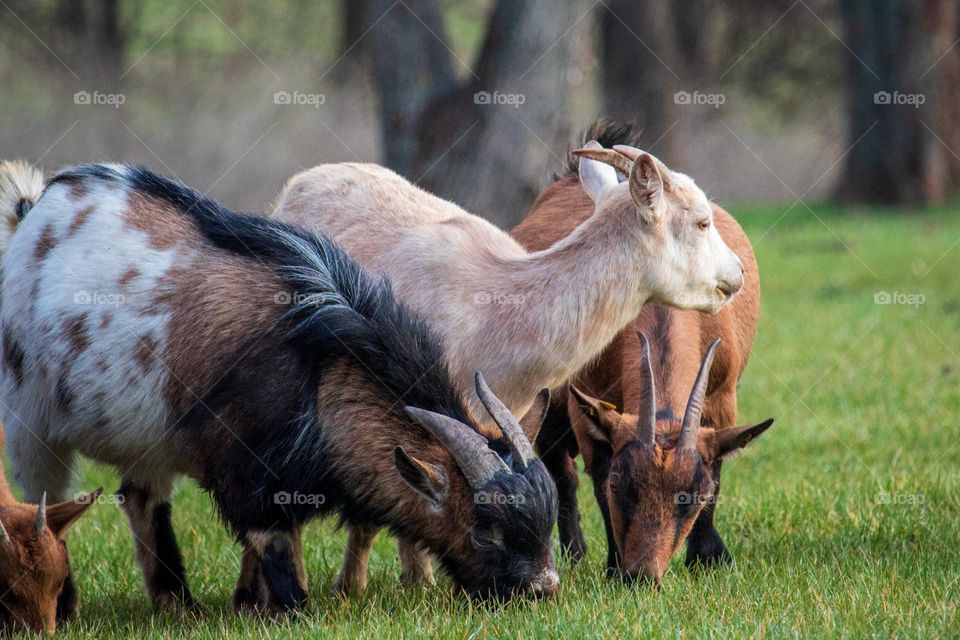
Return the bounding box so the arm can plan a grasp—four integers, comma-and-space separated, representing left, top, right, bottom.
0, 160, 44, 258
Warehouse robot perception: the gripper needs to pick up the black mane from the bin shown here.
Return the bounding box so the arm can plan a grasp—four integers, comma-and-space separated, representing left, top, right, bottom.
48, 164, 469, 423
563, 119, 644, 175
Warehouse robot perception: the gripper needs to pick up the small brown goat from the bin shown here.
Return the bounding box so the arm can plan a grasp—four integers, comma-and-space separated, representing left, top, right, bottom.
0, 424, 100, 635
511, 122, 771, 580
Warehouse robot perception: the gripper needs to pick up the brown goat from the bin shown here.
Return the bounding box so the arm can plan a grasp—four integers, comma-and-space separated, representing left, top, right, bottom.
511, 123, 770, 579
0, 425, 100, 635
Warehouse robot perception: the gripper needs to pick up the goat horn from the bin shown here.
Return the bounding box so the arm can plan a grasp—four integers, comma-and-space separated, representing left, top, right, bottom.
571, 147, 633, 176
679, 338, 721, 451
36, 492, 47, 535
474, 372, 537, 470
612, 144, 643, 160
0, 519, 8, 543
636, 333, 657, 445
404, 407, 509, 489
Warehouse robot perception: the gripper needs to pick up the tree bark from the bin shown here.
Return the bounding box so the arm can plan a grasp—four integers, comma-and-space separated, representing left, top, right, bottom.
838, 0, 956, 204
366, 0, 589, 227
599, 0, 681, 163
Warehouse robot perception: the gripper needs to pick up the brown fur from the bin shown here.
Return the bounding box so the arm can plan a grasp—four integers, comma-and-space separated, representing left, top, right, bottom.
65, 206, 94, 238
118, 267, 140, 287
33, 224, 56, 262
0, 426, 100, 635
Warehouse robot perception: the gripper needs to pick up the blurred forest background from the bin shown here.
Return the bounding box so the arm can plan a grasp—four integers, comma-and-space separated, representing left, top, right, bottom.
1, 0, 958, 226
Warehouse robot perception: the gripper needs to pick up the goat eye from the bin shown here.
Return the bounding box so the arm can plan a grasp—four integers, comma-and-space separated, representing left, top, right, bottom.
697, 219, 710, 231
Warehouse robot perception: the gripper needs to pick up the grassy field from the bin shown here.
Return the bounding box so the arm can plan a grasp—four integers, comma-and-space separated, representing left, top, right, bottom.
20, 203, 960, 638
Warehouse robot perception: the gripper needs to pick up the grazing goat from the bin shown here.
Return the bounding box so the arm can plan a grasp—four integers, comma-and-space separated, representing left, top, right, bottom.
570, 334, 772, 584
511, 121, 769, 578
0, 427, 100, 635
0, 163, 559, 614
271, 133, 744, 591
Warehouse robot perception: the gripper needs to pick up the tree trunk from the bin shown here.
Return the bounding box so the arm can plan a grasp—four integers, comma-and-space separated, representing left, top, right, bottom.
599, 0, 681, 163
366, 0, 589, 227
838, 0, 952, 204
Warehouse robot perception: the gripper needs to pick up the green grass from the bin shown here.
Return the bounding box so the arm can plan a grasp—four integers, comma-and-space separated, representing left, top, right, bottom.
22, 203, 960, 638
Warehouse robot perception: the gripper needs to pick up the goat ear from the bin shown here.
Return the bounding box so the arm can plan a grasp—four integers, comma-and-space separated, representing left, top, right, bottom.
629, 153, 664, 223
394, 448, 448, 508
518, 388, 550, 443
577, 141, 619, 203
713, 419, 774, 460
569, 386, 621, 446
46, 488, 103, 540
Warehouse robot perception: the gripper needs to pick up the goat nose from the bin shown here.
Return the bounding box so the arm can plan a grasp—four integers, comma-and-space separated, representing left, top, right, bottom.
531, 569, 560, 597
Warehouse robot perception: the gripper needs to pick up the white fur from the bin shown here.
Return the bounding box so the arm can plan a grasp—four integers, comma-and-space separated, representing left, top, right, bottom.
1, 179, 184, 502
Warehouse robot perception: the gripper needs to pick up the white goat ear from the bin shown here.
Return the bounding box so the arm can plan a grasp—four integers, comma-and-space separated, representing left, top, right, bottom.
578, 141, 618, 203
629, 153, 664, 223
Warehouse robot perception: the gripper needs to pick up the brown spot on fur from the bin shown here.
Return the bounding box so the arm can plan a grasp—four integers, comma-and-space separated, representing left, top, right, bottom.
119, 267, 140, 287
124, 190, 190, 250
62, 315, 89, 357
68, 181, 89, 201
99, 313, 112, 331
95, 357, 110, 373
66, 206, 94, 238
134, 335, 159, 374
34, 224, 56, 261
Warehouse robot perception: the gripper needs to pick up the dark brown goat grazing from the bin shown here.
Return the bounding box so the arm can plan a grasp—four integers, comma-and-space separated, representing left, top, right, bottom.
511, 122, 769, 578
0, 425, 100, 635
0, 163, 559, 614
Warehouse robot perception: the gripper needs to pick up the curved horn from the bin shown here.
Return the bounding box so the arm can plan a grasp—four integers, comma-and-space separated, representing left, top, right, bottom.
0, 519, 9, 544
635, 333, 657, 445
474, 372, 537, 469
35, 491, 47, 535
572, 146, 633, 176
679, 338, 721, 451
404, 407, 509, 489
